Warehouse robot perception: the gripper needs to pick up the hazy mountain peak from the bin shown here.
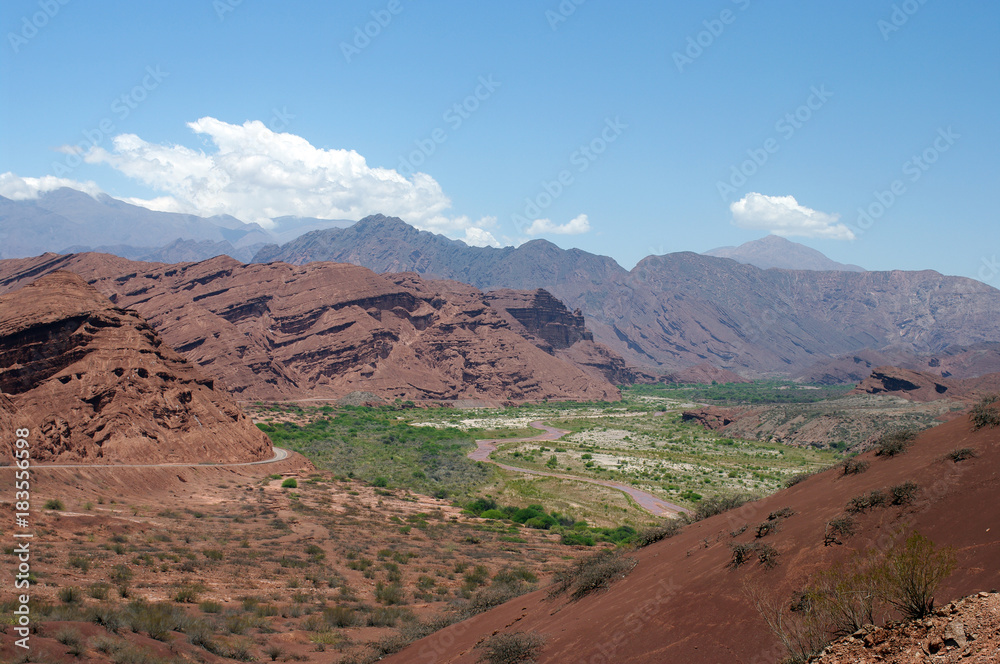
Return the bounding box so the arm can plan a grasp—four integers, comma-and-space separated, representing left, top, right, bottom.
705, 235, 865, 272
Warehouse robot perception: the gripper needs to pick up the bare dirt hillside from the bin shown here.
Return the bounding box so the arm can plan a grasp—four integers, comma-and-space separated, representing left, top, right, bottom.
383, 406, 1000, 664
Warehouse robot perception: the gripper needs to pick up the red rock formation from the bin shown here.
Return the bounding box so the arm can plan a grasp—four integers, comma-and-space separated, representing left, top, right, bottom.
0, 272, 271, 464
852, 366, 1000, 403
483, 287, 642, 385
0, 254, 619, 403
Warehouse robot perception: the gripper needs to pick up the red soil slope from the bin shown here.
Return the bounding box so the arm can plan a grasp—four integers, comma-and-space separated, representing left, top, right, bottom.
0, 272, 271, 463
385, 409, 1000, 664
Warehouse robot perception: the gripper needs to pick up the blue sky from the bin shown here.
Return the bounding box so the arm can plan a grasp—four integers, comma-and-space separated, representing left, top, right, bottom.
1, 1, 997, 282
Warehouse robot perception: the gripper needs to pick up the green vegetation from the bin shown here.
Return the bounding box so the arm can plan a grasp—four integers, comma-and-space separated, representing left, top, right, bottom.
464, 497, 639, 547
626, 380, 855, 405
874, 430, 917, 457
256, 405, 491, 497
970, 394, 1000, 430
280, 477, 298, 488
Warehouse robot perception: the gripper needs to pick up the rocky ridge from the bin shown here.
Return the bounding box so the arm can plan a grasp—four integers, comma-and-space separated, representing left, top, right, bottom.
0, 253, 620, 404
250, 215, 1000, 378
0, 271, 272, 463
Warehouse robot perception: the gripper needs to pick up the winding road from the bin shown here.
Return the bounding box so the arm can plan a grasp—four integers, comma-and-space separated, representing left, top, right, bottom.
469, 421, 690, 517
1, 446, 290, 470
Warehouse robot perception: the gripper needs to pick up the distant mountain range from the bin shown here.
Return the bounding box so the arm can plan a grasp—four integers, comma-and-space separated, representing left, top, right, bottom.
5, 194, 999, 383
704, 234, 866, 272
0, 188, 353, 262
250, 215, 1000, 380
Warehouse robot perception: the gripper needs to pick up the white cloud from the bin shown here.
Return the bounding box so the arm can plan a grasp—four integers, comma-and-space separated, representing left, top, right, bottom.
0, 173, 102, 200
525, 214, 591, 236
730, 193, 854, 240
462, 227, 501, 248
80, 117, 490, 236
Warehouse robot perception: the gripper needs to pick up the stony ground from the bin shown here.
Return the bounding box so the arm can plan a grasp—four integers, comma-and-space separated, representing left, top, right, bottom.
813, 592, 1000, 663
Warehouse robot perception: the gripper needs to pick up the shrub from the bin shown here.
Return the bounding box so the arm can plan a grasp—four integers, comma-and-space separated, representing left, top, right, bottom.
198, 600, 222, 613
970, 394, 1000, 430
125, 601, 189, 641
549, 549, 637, 600
264, 644, 283, 661
281, 478, 298, 488
58, 586, 82, 604
560, 531, 595, 546
824, 516, 855, 545
889, 481, 919, 506
44, 498, 65, 510
729, 542, 758, 568
464, 564, 490, 587
945, 447, 977, 462
55, 627, 82, 646
693, 492, 756, 521
875, 430, 917, 457
375, 581, 406, 605
768, 507, 795, 520
69, 554, 91, 572
480, 509, 505, 520
476, 631, 547, 664
784, 472, 813, 488
173, 582, 204, 603
846, 489, 887, 513
757, 544, 780, 569
87, 582, 111, 600
876, 532, 956, 619
841, 458, 870, 475
633, 519, 684, 548
367, 606, 414, 627
89, 635, 125, 654
756, 520, 780, 539
323, 605, 357, 627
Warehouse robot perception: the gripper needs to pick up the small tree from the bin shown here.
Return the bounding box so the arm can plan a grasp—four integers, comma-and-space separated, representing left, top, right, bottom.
876, 532, 955, 619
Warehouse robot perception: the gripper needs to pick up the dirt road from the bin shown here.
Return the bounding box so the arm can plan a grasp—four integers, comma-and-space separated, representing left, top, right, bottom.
469, 421, 689, 517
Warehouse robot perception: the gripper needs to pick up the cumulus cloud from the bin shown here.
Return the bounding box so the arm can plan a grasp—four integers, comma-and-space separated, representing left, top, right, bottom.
80, 117, 491, 236
0, 173, 102, 200
462, 227, 501, 248
525, 214, 591, 236
730, 193, 854, 240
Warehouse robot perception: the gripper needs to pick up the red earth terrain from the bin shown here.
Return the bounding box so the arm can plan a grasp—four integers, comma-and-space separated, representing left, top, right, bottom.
0, 271, 271, 464
383, 405, 1000, 664
0, 253, 621, 404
